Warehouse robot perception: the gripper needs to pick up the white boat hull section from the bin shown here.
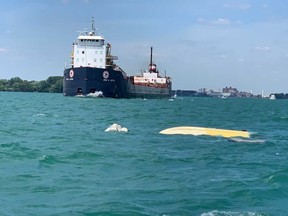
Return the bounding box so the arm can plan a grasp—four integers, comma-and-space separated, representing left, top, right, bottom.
227, 138, 265, 143
159, 126, 250, 138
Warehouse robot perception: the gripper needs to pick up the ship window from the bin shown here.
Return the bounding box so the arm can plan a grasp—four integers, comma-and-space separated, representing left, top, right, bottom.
95, 51, 98, 54
100, 58, 103, 62
81, 39, 83, 42
76, 58, 79, 62
94, 58, 97, 62
82, 51, 85, 54
82, 58, 84, 62
96, 40, 99, 42
100, 51, 103, 55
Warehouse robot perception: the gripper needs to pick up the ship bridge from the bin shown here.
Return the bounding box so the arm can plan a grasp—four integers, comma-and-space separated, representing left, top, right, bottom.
77, 35, 105, 46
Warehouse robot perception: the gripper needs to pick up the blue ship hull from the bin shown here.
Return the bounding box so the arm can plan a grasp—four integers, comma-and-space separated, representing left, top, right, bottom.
63, 67, 172, 99
63, 67, 128, 98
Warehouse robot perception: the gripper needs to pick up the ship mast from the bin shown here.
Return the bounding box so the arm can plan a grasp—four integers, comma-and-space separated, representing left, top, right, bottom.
91, 17, 95, 35
150, 46, 153, 71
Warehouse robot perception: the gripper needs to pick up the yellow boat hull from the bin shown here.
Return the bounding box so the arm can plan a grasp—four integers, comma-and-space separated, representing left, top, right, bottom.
159, 126, 250, 138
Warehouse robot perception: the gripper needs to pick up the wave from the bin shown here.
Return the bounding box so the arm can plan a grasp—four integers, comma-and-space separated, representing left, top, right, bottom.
201, 210, 270, 216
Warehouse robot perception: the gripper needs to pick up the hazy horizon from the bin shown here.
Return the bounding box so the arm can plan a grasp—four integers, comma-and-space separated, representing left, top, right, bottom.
1, 0, 288, 95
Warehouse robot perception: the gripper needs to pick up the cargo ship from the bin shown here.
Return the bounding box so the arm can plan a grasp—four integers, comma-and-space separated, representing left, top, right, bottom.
63, 19, 172, 99
128, 47, 172, 98
63, 19, 128, 98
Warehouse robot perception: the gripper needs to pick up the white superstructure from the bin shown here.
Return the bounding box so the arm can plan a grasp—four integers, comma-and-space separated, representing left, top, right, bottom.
70, 19, 115, 69
133, 69, 168, 85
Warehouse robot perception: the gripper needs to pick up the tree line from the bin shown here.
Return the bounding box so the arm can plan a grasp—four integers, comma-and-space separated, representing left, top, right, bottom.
273, 93, 288, 99
0, 76, 63, 93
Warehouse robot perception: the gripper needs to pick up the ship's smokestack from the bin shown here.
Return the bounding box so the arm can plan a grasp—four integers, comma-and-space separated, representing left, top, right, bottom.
148, 46, 157, 73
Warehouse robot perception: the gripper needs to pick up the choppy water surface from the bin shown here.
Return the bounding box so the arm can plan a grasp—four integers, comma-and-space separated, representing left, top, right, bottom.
1, 92, 288, 215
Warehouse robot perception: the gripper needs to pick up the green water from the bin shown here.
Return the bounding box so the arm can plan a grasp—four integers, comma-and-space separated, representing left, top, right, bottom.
0, 92, 288, 215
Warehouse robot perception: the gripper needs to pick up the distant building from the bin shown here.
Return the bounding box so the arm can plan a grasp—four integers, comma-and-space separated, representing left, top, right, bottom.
172, 89, 208, 97
172, 86, 256, 98
198, 88, 207, 93
235, 91, 254, 98
205, 89, 222, 97
222, 86, 238, 94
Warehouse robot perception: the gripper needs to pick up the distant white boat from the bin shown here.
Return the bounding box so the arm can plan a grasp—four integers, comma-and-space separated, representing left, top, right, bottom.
270, 94, 276, 100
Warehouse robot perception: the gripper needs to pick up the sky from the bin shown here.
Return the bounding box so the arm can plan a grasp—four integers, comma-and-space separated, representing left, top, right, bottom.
1, 0, 288, 95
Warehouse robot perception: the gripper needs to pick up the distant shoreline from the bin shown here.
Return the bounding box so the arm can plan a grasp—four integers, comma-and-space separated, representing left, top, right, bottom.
1, 76, 287, 99
0, 76, 63, 93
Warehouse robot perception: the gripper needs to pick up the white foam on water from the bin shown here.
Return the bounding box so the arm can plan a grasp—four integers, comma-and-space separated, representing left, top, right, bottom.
86, 91, 104, 97
38, 155, 47, 161
36, 113, 46, 117
201, 210, 267, 216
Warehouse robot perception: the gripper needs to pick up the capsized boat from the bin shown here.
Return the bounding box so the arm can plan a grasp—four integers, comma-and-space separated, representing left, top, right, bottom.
159, 126, 250, 138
